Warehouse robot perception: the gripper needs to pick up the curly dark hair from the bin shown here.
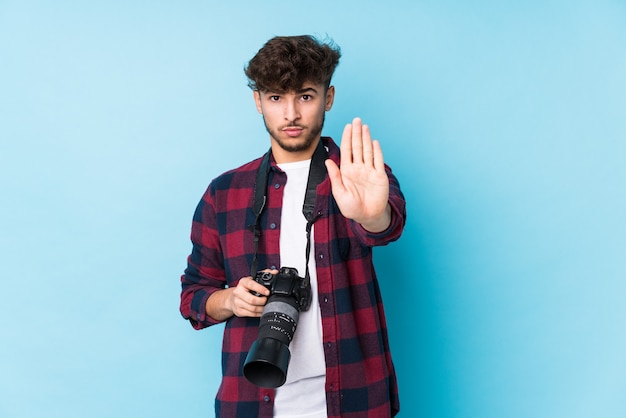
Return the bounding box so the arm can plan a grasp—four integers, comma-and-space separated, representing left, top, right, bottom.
244, 35, 341, 93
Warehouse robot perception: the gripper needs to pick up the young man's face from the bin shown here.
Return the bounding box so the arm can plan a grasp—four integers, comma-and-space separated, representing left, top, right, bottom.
254, 82, 335, 163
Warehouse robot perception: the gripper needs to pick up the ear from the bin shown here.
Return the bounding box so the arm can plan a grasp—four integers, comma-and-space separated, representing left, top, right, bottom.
325, 86, 335, 111
253, 90, 263, 114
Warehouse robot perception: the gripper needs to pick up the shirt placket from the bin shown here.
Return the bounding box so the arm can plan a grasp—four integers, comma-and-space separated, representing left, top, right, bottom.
314, 201, 341, 416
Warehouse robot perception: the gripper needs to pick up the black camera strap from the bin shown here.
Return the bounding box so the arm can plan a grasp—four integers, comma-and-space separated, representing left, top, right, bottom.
250, 140, 328, 286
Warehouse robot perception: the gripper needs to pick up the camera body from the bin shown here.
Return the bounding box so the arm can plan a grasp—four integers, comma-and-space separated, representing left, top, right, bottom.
253, 266, 311, 311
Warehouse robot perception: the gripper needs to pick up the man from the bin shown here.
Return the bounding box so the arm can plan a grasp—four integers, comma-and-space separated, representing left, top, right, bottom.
180, 35, 406, 417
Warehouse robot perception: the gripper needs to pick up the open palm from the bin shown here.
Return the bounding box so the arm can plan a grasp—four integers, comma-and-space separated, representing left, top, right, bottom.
325, 118, 391, 232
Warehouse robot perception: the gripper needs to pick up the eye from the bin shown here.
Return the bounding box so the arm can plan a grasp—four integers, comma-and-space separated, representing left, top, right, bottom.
301, 94, 312, 101
269, 95, 280, 101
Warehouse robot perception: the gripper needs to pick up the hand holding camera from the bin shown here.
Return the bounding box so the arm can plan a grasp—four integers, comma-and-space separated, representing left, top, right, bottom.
213, 275, 269, 320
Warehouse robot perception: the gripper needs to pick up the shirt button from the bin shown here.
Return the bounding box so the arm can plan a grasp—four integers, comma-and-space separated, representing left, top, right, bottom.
324, 297, 328, 303
274, 183, 280, 189
270, 223, 277, 229
263, 395, 271, 402
319, 254, 324, 259
270, 265, 277, 270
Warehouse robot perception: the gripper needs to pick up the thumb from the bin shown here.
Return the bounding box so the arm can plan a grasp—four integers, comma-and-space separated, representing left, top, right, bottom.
325, 159, 344, 192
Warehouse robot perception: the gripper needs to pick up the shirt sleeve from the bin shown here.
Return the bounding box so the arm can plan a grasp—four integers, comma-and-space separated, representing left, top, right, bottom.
180, 184, 228, 330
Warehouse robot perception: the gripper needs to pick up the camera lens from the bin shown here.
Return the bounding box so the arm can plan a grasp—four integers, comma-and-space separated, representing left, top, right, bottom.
243, 294, 300, 388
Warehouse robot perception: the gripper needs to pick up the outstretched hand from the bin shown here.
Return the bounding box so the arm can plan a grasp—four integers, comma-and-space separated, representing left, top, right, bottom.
325, 117, 391, 232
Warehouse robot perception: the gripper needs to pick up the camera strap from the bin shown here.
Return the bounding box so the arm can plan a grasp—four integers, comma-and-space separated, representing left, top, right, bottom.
250, 139, 328, 286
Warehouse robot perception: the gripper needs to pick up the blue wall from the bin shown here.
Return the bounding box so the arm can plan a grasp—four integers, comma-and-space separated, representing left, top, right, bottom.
1, 1, 625, 417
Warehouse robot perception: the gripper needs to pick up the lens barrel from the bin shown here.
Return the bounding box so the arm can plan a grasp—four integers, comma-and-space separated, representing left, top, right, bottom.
243, 295, 300, 388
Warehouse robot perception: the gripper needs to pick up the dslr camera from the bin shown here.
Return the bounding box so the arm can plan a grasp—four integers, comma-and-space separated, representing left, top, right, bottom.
243, 267, 312, 388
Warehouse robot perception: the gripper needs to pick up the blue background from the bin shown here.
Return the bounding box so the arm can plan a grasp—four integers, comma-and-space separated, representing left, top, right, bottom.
1, 1, 625, 417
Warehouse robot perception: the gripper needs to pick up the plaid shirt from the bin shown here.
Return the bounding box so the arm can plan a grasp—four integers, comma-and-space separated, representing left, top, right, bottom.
180, 137, 406, 417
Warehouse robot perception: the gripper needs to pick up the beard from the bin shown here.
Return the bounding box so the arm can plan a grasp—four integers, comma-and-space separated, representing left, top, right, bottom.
263, 113, 325, 153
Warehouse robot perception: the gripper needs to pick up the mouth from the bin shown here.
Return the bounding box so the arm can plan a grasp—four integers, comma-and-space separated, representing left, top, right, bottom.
282, 126, 304, 137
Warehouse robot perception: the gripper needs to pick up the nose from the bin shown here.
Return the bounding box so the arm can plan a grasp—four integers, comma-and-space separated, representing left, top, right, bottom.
284, 98, 301, 122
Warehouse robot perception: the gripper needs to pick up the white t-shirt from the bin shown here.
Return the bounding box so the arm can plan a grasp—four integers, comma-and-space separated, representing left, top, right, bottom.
273, 159, 327, 418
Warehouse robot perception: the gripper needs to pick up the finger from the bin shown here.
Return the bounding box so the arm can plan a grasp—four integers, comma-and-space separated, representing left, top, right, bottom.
239, 276, 270, 297
351, 117, 363, 163
245, 308, 263, 318
235, 286, 267, 308
249, 281, 271, 297
248, 293, 268, 306
372, 140, 385, 172
362, 123, 374, 168
341, 121, 353, 164
234, 302, 264, 318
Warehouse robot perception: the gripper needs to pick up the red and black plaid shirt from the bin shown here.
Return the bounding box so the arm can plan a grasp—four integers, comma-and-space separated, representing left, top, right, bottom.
180, 137, 406, 417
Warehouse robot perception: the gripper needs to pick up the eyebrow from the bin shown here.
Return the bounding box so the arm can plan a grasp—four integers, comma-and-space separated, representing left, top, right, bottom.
296, 87, 319, 94
264, 87, 319, 95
